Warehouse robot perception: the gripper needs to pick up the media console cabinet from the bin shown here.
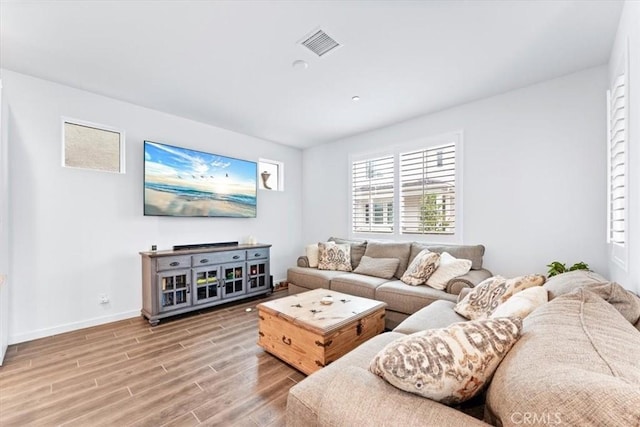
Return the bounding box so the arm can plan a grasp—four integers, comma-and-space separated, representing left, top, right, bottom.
140, 243, 271, 325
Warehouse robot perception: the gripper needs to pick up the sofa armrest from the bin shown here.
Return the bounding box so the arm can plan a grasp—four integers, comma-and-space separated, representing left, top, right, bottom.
446, 268, 493, 295
316, 366, 489, 427
297, 256, 310, 268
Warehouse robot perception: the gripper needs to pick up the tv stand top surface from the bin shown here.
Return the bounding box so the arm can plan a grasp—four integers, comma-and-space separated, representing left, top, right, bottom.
173, 241, 239, 251
139, 243, 271, 257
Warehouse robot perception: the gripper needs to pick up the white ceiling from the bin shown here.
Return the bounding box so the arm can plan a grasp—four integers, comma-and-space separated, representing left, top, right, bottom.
0, 0, 623, 149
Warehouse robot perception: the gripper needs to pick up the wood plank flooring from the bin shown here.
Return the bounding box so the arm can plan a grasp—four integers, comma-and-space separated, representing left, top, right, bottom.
0, 293, 304, 426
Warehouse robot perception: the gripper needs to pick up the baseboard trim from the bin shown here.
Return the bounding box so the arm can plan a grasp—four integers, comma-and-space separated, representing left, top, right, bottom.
9, 310, 140, 345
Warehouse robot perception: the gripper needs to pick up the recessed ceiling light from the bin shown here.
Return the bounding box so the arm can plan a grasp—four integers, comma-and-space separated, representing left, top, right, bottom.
292, 60, 308, 69
352, 96, 360, 102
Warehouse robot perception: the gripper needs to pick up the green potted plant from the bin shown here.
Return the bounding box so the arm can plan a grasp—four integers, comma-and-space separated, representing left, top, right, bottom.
546, 261, 590, 277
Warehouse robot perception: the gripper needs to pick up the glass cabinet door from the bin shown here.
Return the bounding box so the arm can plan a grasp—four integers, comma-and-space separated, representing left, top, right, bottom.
192, 267, 221, 304
158, 269, 190, 312
247, 261, 269, 293
222, 263, 245, 298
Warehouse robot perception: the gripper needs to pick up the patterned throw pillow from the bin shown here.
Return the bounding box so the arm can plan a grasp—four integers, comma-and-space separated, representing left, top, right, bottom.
400, 250, 441, 286
317, 242, 352, 272
370, 317, 522, 404
454, 274, 546, 320
425, 252, 472, 290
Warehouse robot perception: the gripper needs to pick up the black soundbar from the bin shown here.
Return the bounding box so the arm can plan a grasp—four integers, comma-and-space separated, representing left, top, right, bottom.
173, 241, 239, 251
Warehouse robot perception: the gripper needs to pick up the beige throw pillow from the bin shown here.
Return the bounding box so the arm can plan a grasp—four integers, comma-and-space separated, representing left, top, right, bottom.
454, 274, 546, 320
353, 255, 400, 280
400, 250, 440, 286
305, 243, 323, 268
317, 242, 352, 272
370, 317, 522, 404
490, 286, 548, 319
425, 252, 472, 290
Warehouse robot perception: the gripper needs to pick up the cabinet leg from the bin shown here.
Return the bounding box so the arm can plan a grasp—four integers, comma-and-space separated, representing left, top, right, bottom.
149, 319, 159, 327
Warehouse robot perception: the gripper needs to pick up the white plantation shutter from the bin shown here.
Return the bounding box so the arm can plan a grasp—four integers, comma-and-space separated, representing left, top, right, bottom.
400, 144, 456, 235
607, 74, 626, 245
352, 156, 394, 233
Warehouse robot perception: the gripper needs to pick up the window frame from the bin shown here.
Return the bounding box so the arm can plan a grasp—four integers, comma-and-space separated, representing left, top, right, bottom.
258, 158, 284, 191
606, 39, 629, 271
350, 152, 395, 234
349, 131, 463, 243
61, 117, 125, 174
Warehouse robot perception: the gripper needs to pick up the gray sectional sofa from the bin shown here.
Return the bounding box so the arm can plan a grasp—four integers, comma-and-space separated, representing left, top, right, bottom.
286, 271, 640, 426
286, 237, 492, 329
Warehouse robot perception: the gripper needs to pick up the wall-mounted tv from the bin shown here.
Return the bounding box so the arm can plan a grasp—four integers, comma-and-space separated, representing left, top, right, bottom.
144, 140, 257, 218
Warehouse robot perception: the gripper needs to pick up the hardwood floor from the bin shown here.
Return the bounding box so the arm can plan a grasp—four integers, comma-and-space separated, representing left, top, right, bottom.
0, 292, 304, 426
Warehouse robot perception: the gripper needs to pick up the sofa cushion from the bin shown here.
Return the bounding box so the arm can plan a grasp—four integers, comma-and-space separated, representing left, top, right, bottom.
400, 250, 440, 286
393, 300, 466, 334
455, 274, 546, 320
329, 237, 367, 269
286, 267, 345, 291
317, 242, 352, 272
376, 280, 457, 315
543, 270, 607, 300
316, 366, 489, 427
353, 255, 399, 280
426, 252, 472, 290
486, 288, 640, 426
370, 317, 522, 404
287, 332, 405, 426
330, 273, 389, 300
490, 286, 548, 319
410, 243, 485, 270
585, 282, 640, 325
365, 242, 412, 279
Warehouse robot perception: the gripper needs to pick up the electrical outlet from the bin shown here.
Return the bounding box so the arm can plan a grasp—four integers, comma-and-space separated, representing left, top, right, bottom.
99, 294, 110, 304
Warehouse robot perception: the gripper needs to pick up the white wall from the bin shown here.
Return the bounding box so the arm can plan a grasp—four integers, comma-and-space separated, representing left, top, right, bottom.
0, 79, 9, 363
608, 0, 640, 294
3, 70, 303, 344
302, 66, 608, 278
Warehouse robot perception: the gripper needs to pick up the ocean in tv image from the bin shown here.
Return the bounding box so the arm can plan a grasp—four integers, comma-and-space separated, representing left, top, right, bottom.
144, 141, 257, 217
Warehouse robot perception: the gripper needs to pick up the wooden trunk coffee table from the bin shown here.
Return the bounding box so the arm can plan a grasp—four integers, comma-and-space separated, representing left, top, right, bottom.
257, 288, 386, 375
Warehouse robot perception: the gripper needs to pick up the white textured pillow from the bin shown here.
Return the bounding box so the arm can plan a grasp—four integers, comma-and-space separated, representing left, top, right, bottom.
426, 252, 472, 290
370, 317, 522, 404
305, 243, 323, 268
490, 286, 548, 319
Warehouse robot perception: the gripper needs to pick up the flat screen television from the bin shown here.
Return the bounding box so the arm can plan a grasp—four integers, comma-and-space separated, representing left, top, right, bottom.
144, 140, 257, 218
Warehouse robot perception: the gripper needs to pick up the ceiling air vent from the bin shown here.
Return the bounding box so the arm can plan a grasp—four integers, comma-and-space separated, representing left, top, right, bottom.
300, 29, 340, 57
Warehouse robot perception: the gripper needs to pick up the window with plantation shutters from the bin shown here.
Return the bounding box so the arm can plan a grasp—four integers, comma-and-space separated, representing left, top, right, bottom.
350, 131, 462, 240
352, 156, 394, 233
607, 74, 627, 249
400, 144, 456, 235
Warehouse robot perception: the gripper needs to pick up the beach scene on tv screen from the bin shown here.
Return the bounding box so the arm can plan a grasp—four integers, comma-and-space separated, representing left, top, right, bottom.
144, 141, 257, 217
